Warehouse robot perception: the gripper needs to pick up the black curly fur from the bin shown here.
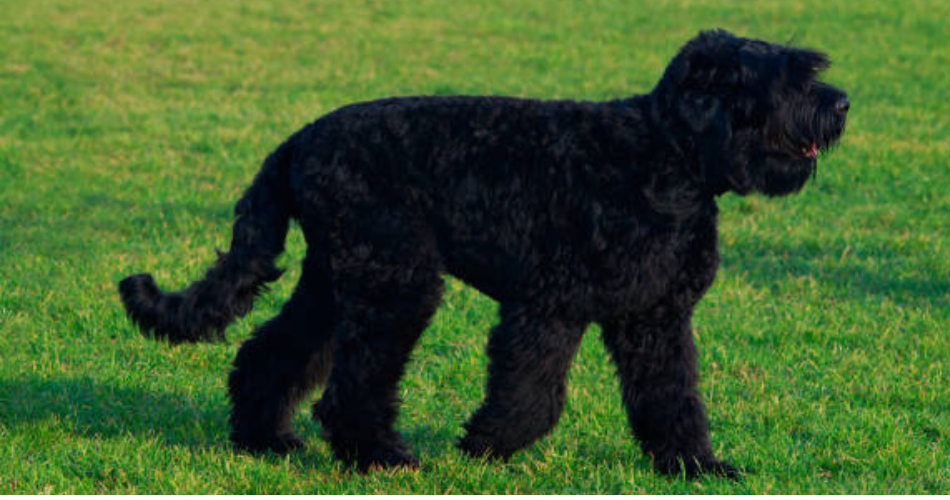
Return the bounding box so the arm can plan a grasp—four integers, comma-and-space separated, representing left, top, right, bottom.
118, 29, 848, 477
118, 142, 293, 343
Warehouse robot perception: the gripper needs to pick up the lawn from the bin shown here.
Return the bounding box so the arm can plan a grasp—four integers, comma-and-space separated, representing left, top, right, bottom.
1, 0, 949, 493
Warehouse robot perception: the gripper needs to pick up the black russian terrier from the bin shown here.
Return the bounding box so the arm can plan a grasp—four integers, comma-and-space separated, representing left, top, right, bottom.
119, 30, 849, 477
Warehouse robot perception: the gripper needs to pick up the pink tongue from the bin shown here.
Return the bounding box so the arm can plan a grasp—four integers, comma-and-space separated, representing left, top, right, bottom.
803, 142, 818, 158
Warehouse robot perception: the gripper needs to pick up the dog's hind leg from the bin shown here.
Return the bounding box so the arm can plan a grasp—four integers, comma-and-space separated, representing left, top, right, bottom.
227, 250, 336, 454
458, 303, 587, 460
312, 209, 444, 471
600, 312, 739, 479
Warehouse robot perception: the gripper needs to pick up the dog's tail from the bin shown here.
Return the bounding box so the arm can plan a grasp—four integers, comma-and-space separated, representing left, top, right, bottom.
118, 141, 295, 343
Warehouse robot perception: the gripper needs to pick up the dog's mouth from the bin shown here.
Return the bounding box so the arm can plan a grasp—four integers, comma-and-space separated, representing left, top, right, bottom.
801, 142, 819, 159
796, 118, 847, 160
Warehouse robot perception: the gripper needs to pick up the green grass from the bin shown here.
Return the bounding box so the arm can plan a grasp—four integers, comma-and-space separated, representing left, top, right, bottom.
1, 0, 949, 493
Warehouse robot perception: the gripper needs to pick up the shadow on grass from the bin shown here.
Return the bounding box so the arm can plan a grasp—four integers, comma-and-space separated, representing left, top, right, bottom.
403, 424, 462, 458
721, 238, 950, 308
0, 374, 462, 467
0, 374, 230, 450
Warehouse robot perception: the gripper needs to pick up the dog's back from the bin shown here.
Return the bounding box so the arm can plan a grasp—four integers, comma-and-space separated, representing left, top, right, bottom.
290, 94, 702, 304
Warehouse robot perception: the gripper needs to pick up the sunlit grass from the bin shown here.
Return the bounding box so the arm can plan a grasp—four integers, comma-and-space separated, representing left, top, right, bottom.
1, 0, 948, 493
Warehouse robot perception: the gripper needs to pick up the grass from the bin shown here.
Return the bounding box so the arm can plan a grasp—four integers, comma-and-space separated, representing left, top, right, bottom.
1, 0, 949, 493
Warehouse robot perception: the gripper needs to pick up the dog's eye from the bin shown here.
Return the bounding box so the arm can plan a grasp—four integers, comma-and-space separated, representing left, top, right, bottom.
787, 73, 815, 94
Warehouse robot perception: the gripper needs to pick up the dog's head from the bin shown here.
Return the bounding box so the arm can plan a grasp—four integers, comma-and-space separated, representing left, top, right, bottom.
652, 29, 849, 196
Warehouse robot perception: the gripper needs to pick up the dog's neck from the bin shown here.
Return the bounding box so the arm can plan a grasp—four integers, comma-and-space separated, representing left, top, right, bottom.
596, 96, 719, 223
641, 94, 734, 198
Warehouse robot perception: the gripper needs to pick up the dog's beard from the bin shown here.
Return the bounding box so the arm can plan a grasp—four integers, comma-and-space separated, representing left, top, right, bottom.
770, 88, 848, 160
751, 154, 817, 196
728, 115, 843, 197
746, 101, 845, 196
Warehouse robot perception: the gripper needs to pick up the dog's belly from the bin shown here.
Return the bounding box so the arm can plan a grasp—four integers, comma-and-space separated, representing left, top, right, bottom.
430, 205, 717, 316
437, 233, 531, 302
444, 257, 514, 302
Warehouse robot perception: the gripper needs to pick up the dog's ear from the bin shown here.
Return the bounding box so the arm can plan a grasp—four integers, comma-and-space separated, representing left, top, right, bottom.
684, 93, 735, 193
651, 31, 744, 193
655, 30, 742, 130
678, 93, 725, 133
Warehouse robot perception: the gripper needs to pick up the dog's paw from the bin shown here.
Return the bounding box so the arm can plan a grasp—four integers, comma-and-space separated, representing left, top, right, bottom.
456, 433, 510, 461
232, 432, 305, 455
654, 454, 742, 480
354, 441, 419, 473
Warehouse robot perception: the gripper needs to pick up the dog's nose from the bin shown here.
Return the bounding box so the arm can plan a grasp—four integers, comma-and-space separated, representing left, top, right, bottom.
835, 97, 850, 114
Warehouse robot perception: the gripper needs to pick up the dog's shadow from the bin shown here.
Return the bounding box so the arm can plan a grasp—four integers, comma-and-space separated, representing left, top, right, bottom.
720, 238, 950, 308
0, 374, 234, 451
0, 374, 460, 466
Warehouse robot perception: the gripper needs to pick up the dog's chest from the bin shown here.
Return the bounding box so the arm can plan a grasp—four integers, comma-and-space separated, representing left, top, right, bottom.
586, 214, 720, 316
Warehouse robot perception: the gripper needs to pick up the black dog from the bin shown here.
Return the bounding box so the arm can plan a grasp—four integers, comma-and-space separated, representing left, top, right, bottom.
119, 30, 848, 477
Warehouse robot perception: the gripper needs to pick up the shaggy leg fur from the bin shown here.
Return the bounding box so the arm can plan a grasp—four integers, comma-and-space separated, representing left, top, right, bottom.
458, 304, 587, 459
312, 210, 444, 471
228, 252, 336, 454
601, 313, 738, 479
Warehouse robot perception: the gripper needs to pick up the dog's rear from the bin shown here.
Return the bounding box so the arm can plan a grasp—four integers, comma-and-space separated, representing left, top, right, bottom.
118, 141, 295, 343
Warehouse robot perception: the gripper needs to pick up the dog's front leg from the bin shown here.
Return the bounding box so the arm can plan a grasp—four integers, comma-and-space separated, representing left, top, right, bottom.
601, 311, 738, 479
458, 303, 587, 460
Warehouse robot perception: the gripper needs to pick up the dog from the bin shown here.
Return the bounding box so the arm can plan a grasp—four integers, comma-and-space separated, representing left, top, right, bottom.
118, 29, 849, 477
